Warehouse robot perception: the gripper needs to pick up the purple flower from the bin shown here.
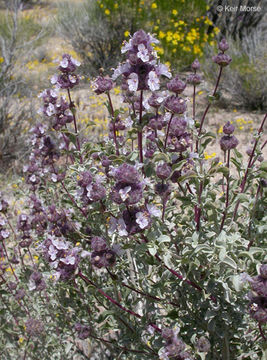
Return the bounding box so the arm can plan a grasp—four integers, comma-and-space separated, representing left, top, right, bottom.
250, 275, 267, 298
86, 182, 106, 202
167, 133, 191, 153
249, 296, 267, 324
25, 318, 44, 337
91, 236, 107, 252
74, 323, 91, 340
111, 182, 143, 205
15, 288, 26, 300
113, 30, 171, 92
191, 58, 200, 71
0, 194, 8, 213
58, 53, 80, 73
122, 207, 145, 235
114, 163, 141, 184
156, 163, 172, 179
51, 73, 79, 89
218, 38, 229, 52
92, 76, 113, 94
29, 271, 46, 292
223, 121, 235, 135
220, 135, 239, 151
91, 249, 116, 268
155, 183, 171, 199
213, 53, 232, 67
169, 116, 188, 137
108, 216, 128, 237
196, 336, 210, 353
148, 92, 166, 108
78, 171, 93, 187
167, 76, 186, 94
187, 73, 202, 85
164, 95, 187, 114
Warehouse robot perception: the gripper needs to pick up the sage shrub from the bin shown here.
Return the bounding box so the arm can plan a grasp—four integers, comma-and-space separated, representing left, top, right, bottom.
0, 30, 266, 360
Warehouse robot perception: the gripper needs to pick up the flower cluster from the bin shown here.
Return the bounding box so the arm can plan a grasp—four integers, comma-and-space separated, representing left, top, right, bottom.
51, 54, 80, 89
220, 121, 239, 151
113, 29, 171, 92
77, 171, 106, 205
187, 58, 202, 85
41, 236, 81, 281
0, 215, 10, 242
110, 163, 143, 205
38, 89, 74, 130
160, 328, 192, 360
90, 236, 116, 268
213, 38, 232, 67
74, 322, 91, 340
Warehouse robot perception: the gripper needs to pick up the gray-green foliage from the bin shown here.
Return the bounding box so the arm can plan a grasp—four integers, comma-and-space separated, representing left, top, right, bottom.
0, 32, 266, 359
0, 0, 44, 170
56, 0, 129, 76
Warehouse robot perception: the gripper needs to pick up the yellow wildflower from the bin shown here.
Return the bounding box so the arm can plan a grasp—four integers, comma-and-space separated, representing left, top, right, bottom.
104, 9, 110, 15
124, 30, 130, 37
151, 3, 157, 9
172, 9, 178, 15
218, 126, 223, 134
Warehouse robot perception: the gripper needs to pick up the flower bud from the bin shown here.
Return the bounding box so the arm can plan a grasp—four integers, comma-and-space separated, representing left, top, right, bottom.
218, 38, 229, 52
220, 135, 239, 151
164, 95, 187, 114
187, 73, 202, 85
213, 53, 232, 67
191, 58, 200, 71
223, 121, 235, 135
92, 76, 113, 95
196, 336, 211, 353
156, 163, 172, 179
167, 76, 186, 94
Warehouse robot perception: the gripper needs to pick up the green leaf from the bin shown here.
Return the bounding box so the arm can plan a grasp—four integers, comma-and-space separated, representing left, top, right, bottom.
65, 342, 72, 355
194, 244, 212, 254
220, 256, 237, 270
171, 160, 187, 171
259, 160, 267, 172
148, 245, 157, 256
232, 275, 243, 292
152, 152, 169, 163
217, 167, 229, 176
219, 248, 227, 261
158, 235, 171, 243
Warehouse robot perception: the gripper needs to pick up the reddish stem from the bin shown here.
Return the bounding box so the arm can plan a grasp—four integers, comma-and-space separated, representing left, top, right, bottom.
259, 323, 266, 341
220, 149, 230, 232
67, 88, 83, 163
138, 90, 144, 163
78, 272, 141, 319
164, 113, 174, 149
140, 235, 216, 303
196, 66, 223, 151
60, 180, 87, 218
107, 92, 120, 156
233, 113, 266, 220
